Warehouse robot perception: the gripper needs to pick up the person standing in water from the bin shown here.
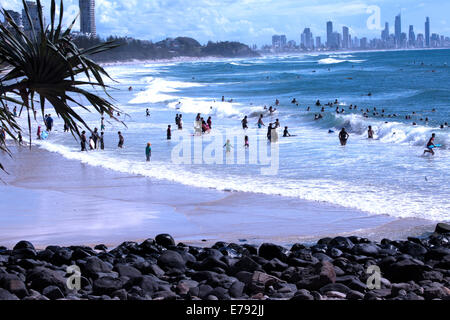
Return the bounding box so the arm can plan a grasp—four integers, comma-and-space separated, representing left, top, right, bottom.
118, 131, 124, 148
223, 139, 233, 153
257, 115, 265, 128
242, 116, 248, 129
178, 115, 183, 130
167, 125, 172, 140
339, 128, 349, 146
423, 133, 437, 156
101, 117, 105, 131
146, 109, 150, 117
81, 131, 87, 151
146, 143, 152, 162
18, 131, 23, 145
207, 117, 212, 130
283, 127, 291, 137
368, 126, 375, 139
244, 136, 249, 148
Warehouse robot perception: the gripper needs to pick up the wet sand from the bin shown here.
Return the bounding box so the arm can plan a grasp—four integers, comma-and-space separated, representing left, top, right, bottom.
0, 145, 436, 249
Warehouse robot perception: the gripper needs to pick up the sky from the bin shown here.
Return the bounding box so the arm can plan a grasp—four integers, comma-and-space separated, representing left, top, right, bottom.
1, 0, 450, 46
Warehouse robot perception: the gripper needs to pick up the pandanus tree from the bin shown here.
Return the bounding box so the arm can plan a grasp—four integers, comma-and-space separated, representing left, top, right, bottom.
0, 0, 121, 172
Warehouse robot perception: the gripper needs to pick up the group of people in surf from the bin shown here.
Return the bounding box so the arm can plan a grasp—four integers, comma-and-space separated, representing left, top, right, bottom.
194, 113, 212, 135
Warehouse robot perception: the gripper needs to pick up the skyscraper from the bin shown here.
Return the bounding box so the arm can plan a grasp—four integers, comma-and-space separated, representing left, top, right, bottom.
22, 1, 42, 33
342, 26, 349, 49
326, 21, 333, 48
301, 28, 313, 49
425, 17, 430, 47
381, 22, 389, 41
80, 0, 96, 36
408, 25, 416, 47
395, 14, 402, 47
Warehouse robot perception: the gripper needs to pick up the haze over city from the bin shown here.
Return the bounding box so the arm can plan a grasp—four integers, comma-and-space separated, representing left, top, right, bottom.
1, 0, 450, 47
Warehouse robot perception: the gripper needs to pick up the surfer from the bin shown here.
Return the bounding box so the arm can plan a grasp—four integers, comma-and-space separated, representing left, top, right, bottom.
368, 126, 375, 139
241, 116, 248, 130
207, 117, 212, 130
146, 143, 152, 162
423, 133, 437, 156
118, 131, 124, 148
339, 128, 349, 146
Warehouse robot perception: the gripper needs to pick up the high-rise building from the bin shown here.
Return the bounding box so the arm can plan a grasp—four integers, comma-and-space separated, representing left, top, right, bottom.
315, 36, 321, 49
381, 22, 389, 41
272, 35, 286, 49
22, 1, 43, 33
395, 14, 402, 47
425, 17, 430, 47
408, 25, 416, 47
342, 26, 349, 49
326, 21, 333, 48
80, 0, 96, 36
301, 28, 313, 49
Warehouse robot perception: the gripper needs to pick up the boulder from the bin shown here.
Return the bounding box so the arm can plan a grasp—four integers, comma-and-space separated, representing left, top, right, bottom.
155, 234, 175, 248
0, 273, 28, 298
42, 285, 65, 300
0, 288, 19, 300
157, 250, 186, 271
27, 267, 67, 292
114, 264, 142, 279
93, 277, 123, 296
258, 243, 287, 261
435, 223, 450, 234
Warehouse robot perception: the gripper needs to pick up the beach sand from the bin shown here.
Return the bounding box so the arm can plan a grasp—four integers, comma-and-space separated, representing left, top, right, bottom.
0, 145, 436, 249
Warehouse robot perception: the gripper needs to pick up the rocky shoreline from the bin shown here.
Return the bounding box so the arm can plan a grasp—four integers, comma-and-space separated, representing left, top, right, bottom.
0, 223, 449, 301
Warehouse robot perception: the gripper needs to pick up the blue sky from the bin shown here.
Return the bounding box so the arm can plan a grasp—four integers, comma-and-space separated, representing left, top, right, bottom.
2, 0, 450, 46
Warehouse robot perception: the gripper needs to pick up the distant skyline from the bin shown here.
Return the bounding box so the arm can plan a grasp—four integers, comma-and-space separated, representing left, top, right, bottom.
1, 0, 450, 46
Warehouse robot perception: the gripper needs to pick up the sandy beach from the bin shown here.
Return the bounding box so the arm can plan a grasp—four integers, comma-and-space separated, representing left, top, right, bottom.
0, 145, 435, 249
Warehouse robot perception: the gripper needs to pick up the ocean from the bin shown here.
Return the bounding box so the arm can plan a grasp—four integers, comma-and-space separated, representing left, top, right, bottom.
33, 49, 450, 224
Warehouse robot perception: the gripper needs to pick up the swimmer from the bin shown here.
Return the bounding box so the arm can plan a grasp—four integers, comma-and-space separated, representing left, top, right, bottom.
339, 128, 349, 146
423, 133, 437, 156
241, 116, 248, 130
368, 126, 374, 139
283, 127, 291, 137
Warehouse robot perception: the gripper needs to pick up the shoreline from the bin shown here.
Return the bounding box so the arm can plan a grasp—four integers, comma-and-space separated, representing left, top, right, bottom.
0, 144, 436, 249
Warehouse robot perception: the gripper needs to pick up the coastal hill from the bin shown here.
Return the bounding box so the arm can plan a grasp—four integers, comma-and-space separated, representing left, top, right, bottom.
73, 35, 259, 62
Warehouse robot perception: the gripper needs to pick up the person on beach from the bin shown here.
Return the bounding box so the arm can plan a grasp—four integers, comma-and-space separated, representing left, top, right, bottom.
146, 109, 150, 117
283, 126, 291, 137
175, 114, 179, 127
339, 128, 349, 146
222, 96, 225, 102
223, 139, 233, 153
267, 123, 273, 141
118, 131, 124, 148
37, 126, 42, 140
89, 135, 95, 150
64, 122, 69, 133
18, 132, 23, 145
46, 114, 54, 132
423, 133, 437, 156
13, 107, 17, 117
241, 116, 248, 130
81, 131, 87, 151
368, 126, 375, 139
257, 115, 265, 128
274, 119, 281, 129
92, 128, 100, 149
167, 125, 172, 140
146, 143, 152, 162
100, 132, 105, 150
101, 117, 105, 131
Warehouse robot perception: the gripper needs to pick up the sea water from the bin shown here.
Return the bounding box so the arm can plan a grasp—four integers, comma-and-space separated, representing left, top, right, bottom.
32, 49, 449, 222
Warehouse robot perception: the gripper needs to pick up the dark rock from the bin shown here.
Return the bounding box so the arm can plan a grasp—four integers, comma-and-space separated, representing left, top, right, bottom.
13, 241, 35, 251
157, 250, 186, 271
312, 253, 333, 262
232, 256, 261, 273
210, 287, 230, 300
263, 258, 289, 272
114, 264, 142, 279
51, 248, 73, 266
43, 285, 65, 300
329, 248, 343, 258
319, 283, 352, 295
328, 237, 354, 251
94, 244, 108, 251
229, 281, 245, 298
27, 267, 67, 292
291, 289, 314, 300
0, 288, 19, 300
347, 290, 364, 300
196, 257, 228, 271
36, 249, 54, 262
155, 234, 175, 248
426, 247, 450, 261
148, 264, 165, 277
258, 243, 287, 261
401, 242, 427, 258
317, 238, 332, 246
384, 259, 431, 282
0, 273, 28, 298
435, 223, 450, 234
93, 277, 123, 296
242, 244, 258, 255
422, 271, 444, 282
235, 271, 253, 285
111, 289, 128, 300
352, 244, 380, 257
83, 256, 113, 279
198, 284, 214, 299
320, 261, 336, 284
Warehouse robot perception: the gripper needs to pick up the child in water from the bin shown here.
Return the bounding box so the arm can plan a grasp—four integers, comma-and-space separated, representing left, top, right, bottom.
223, 139, 233, 153
146, 143, 152, 161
